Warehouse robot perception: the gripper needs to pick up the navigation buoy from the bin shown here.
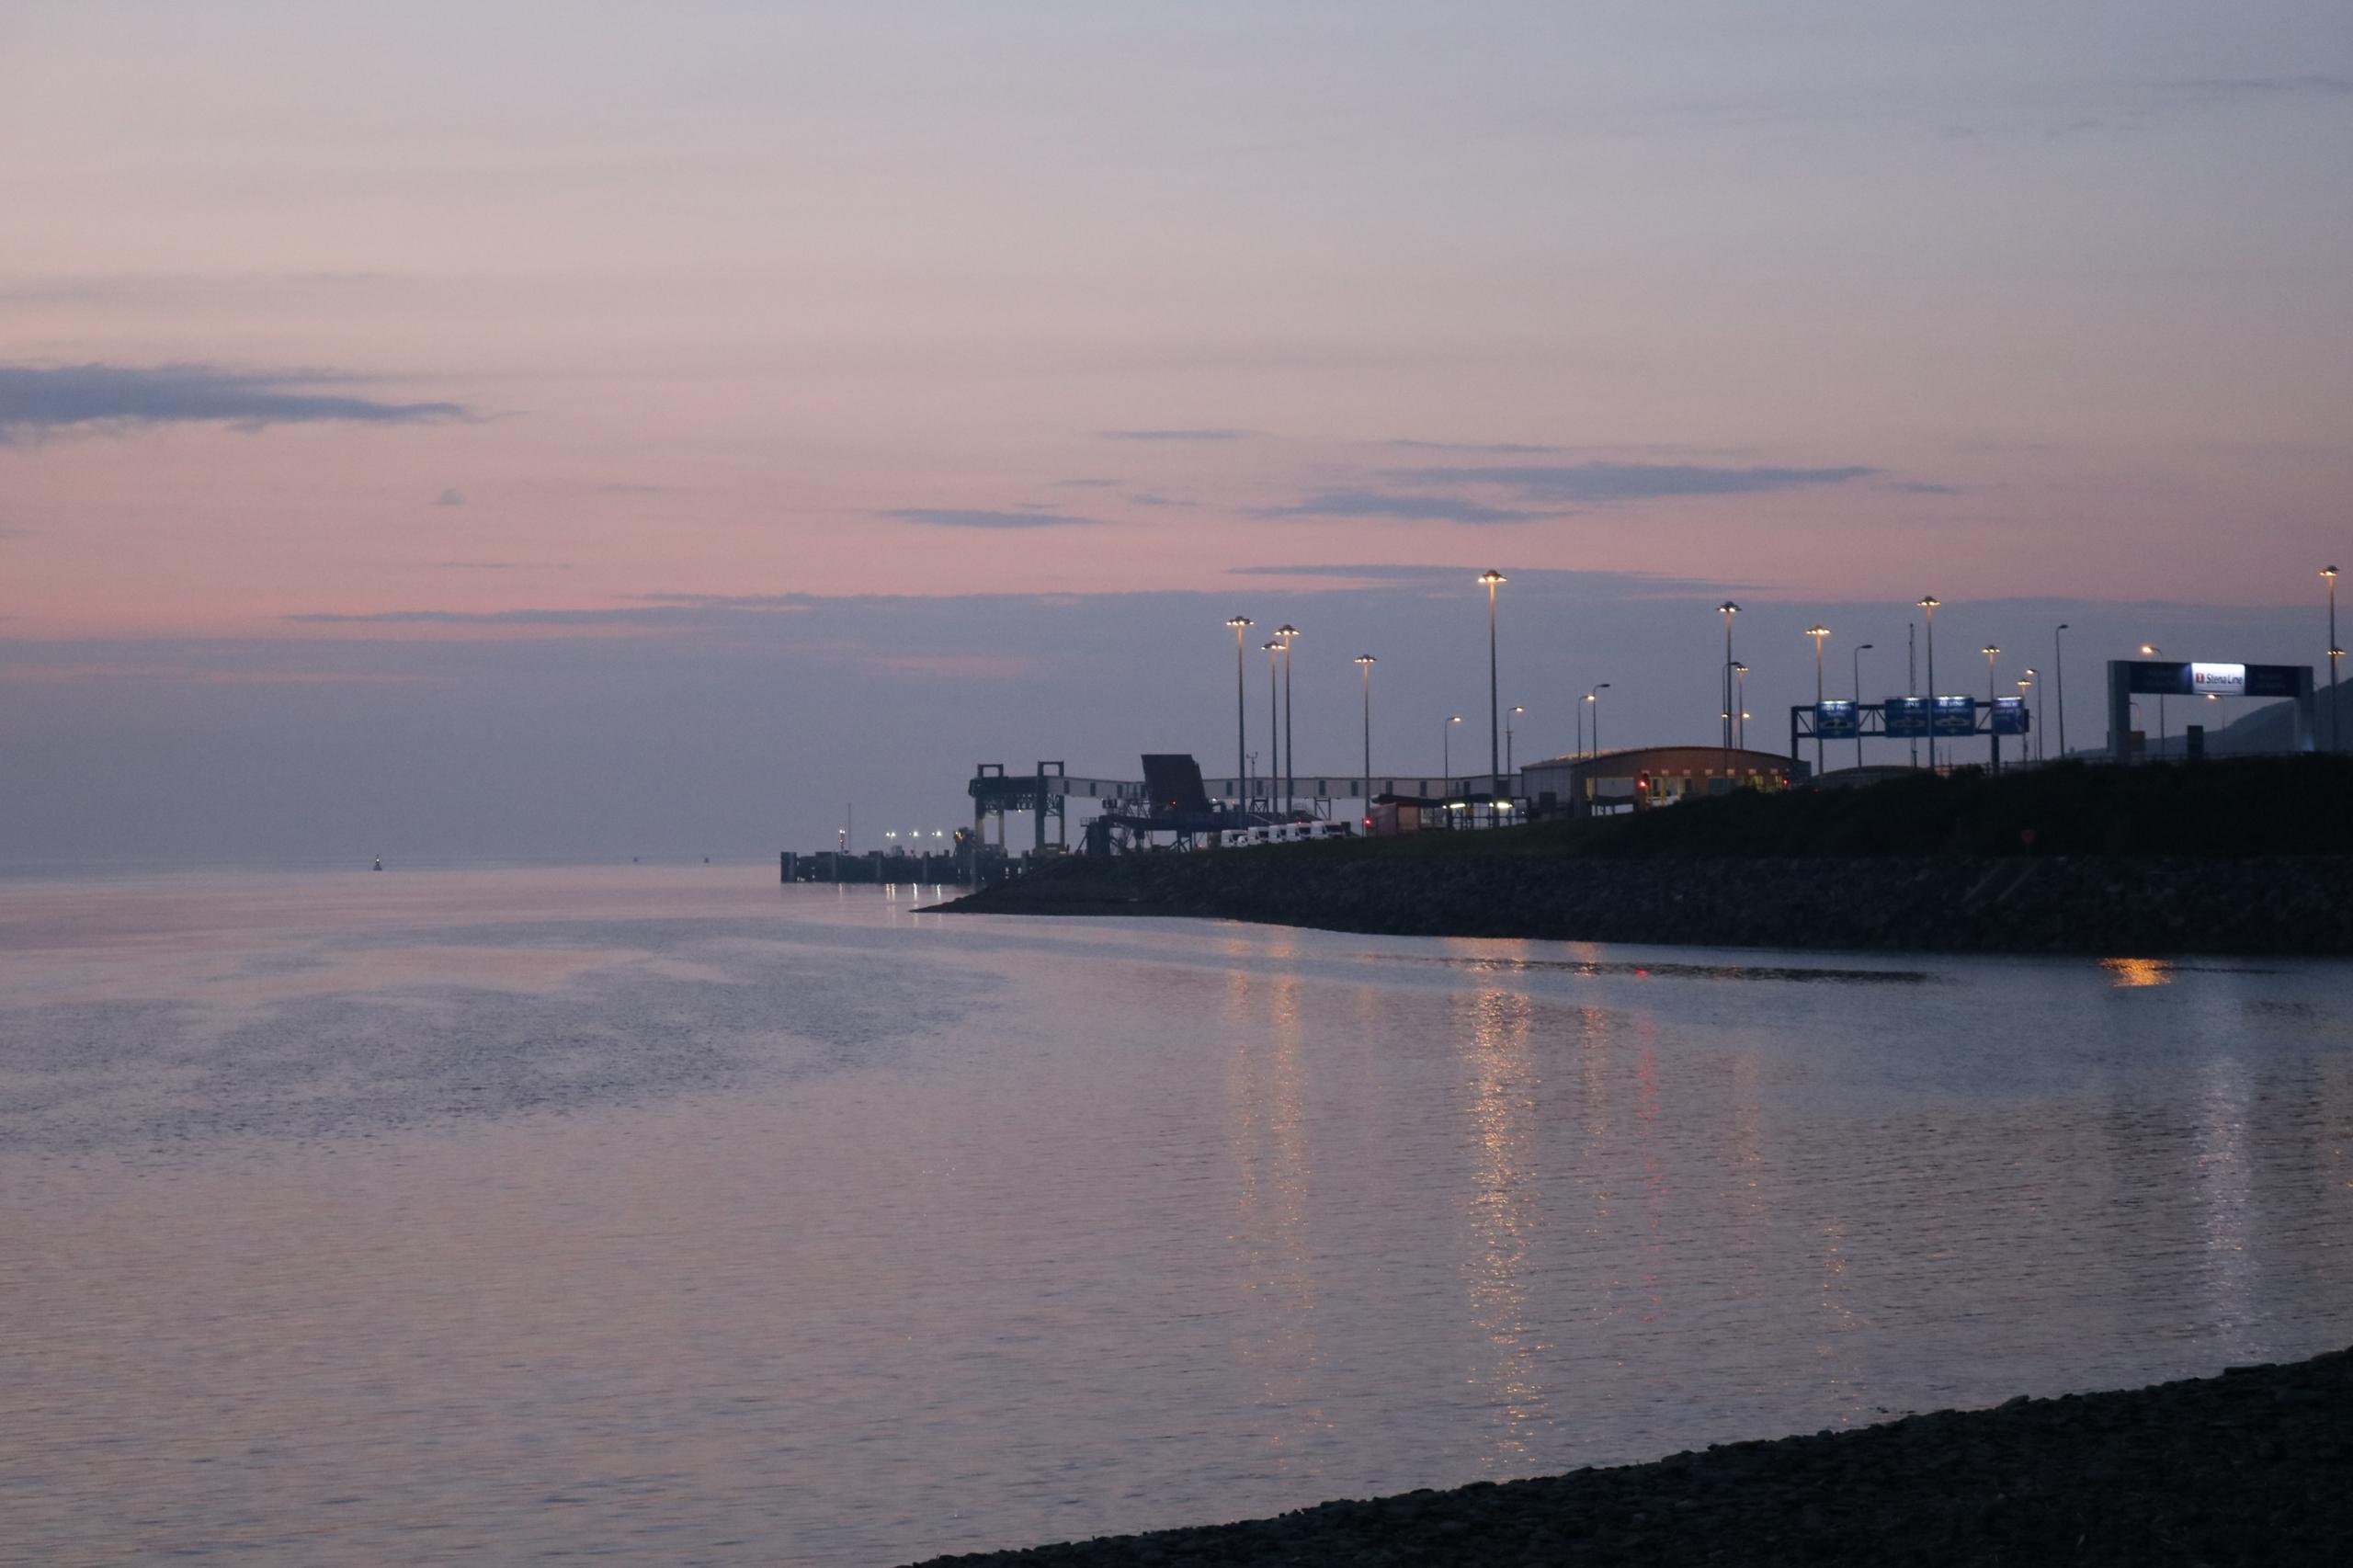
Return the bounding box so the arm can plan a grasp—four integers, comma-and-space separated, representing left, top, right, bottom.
372, 857, 383, 871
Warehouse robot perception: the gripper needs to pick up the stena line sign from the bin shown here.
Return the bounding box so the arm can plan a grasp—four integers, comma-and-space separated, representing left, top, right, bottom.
2190, 662, 2246, 696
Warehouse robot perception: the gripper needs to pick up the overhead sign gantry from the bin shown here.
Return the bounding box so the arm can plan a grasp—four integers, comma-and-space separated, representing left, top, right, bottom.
2106, 659, 2314, 759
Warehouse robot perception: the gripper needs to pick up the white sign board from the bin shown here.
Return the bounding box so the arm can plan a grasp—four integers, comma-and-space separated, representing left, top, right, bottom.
2190, 662, 2246, 696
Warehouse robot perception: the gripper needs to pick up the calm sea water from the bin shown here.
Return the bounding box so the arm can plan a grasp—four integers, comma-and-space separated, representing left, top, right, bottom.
4, 865, 2349, 1565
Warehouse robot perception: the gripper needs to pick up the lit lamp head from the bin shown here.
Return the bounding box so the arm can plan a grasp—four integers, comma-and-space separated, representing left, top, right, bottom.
1807, 624, 1831, 642
1354, 653, 1376, 668
1479, 570, 1507, 590
1916, 595, 1939, 610
1227, 615, 1253, 632
1278, 623, 1299, 644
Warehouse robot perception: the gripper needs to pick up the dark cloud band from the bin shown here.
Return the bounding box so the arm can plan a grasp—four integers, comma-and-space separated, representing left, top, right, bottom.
1385, 461, 1876, 502
881, 508, 1104, 529
0, 363, 470, 438
1266, 490, 1552, 525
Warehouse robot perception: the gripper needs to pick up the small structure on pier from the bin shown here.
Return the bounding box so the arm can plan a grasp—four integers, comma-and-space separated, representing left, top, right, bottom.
968, 761, 1154, 854
1079, 754, 1272, 854
1521, 745, 1806, 816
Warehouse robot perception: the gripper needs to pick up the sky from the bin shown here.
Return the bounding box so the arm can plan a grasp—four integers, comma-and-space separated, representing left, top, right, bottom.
4, 3, 2349, 860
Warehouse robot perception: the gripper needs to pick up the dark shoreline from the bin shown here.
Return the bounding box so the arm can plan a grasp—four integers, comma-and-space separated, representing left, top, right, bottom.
938, 851, 2353, 956
905, 1347, 2353, 1567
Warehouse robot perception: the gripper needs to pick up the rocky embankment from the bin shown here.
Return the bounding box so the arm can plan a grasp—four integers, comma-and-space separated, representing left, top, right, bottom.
942, 851, 2353, 954
909, 1347, 2353, 1567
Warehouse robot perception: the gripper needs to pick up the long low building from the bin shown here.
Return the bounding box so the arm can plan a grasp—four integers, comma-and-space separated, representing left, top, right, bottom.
1520, 745, 1810, 814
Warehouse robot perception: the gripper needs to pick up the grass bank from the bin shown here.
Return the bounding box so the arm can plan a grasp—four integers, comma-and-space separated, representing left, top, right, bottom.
941, 758, 2353, 953
1286, 755, 2353, 862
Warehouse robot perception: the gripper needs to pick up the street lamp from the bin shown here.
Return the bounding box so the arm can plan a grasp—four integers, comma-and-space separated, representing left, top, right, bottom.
1717, 601, 1740, 753
1851, 642, 1873, 770
1732, 663, 1749, 749
1982, 644, 2001, 769
2020, 667, 2039, 761
1354, 654, 1376, 811
1444, 713, 1463, 783
2333, 643, 2348, 756
1916, 597, 1939, 767
1263, 639, 1282, 809
1277, 624, 1300, 813
1588, 683, 1610, 756
1479, 572, 1506, 785
2141, 643, 2165, 760
1225, 616, 1254, 802
1506, 705, 1525, 776
2325, 566, 2341, 753
1805, 625, 1831, 774
2055, 623, 2070, 760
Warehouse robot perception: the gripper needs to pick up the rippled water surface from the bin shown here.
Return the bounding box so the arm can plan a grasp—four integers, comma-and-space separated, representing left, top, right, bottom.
5, 865, 2349, 1565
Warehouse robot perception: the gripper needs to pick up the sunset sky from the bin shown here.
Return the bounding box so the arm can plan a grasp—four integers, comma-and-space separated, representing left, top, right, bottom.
5, 4, 2348, 858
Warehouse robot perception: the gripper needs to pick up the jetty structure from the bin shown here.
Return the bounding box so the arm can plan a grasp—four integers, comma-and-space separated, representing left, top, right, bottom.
783, 653, 2333, 881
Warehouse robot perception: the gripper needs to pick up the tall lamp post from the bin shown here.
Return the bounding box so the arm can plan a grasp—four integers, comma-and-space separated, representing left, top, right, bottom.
2141, 643, 2165, 760
1225, 616, 1254, 803
2054, 623, 2069, 760
1479, 572, 1506, 787
1575, 692, 1586, 757
1917, 597, 1939, 767
1506, 705, 1525, 776
1717, 601, 1740, 753
1354, 655, 1376, 812
2020, 668, 2039, 761
1851, 642, 1873, 770
1805, 625, 1831, 774
1588, 683, 1610, 756
1443, 714, 1463, 788
2325, 566, 2341, 753
1277, 624, 1300, 815
1732, 663, 1749, 750
1982, 644, 2001, 768
1263, 639, 1282, 809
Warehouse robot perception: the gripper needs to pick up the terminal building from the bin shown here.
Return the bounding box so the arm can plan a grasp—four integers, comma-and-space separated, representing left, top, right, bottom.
1519, 745, 1809, 816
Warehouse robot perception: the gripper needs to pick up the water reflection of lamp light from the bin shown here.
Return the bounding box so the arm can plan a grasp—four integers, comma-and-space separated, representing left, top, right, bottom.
2101, 957, 2172, 988
1462, 985, 1545, 1460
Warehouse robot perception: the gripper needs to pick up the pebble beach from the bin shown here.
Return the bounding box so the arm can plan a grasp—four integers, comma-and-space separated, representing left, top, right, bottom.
911, 1349, 2353, 1567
